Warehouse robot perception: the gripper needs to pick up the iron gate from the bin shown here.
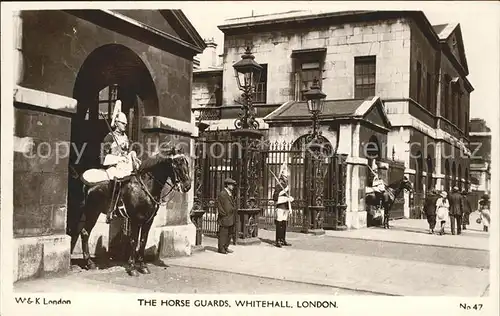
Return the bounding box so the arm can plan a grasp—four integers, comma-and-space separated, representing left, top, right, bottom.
194, 131, 348, 236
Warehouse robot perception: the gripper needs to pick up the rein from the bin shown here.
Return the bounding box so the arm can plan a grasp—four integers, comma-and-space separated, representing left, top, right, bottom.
135, 154, 186, 223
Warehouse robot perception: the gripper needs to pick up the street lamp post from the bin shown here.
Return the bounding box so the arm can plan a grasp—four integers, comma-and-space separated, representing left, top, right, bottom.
303, 78, 327, 235
231, 46, 264, 245
233, 46, 263, 130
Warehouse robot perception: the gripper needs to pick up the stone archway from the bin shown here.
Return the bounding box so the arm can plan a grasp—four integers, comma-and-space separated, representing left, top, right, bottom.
365, 135, 382, 186
67, 44, 159, 256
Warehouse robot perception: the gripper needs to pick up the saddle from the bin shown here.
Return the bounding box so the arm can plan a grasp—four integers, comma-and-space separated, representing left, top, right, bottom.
81, 168, 133, 186
81, 168, 134, 223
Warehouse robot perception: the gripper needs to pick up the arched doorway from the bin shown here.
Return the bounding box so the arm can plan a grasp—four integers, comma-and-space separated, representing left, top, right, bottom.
444, 160, 450, 192
67, 44, 159, 254
365, 135, 382, 187
415, 151, 423, 193
426, 155, 433, 191
465, 168, 469, 191
452, 161, 457, 189
458, 164, 462, 190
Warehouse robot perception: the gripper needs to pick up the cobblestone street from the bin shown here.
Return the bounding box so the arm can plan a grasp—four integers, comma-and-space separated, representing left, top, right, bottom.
15, 218, 489, 296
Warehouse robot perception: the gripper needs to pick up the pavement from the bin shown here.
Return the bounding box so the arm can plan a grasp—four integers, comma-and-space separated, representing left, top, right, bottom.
14, 213, 490, 297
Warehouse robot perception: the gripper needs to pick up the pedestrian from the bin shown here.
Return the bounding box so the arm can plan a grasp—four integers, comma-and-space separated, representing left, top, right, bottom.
435, 191, 450, 235
423, 189, 439, 234
478, 194, 491, 232
448, 186, 464, 235
272, 163, 294, 248
217, 178, 237, 254
461, 190, 472, 230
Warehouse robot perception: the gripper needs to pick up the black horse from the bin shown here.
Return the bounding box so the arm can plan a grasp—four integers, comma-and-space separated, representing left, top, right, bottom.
68, 147, 191, 276
365, 176, 413, 229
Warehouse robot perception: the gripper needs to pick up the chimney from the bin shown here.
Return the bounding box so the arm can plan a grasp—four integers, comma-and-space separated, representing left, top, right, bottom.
200, 38, 218, 68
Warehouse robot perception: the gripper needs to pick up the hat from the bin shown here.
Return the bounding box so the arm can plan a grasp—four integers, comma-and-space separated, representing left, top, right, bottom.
440, 191, 447, 198
224, 178, 236, 185
452, 186, 459, 192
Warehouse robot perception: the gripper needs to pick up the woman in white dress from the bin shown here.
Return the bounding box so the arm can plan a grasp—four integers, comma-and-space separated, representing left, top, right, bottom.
435, 191, 450, 235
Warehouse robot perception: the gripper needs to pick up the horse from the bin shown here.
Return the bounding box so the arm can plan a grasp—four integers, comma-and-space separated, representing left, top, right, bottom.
365, 176, 413, 229
68, 147, 191, 276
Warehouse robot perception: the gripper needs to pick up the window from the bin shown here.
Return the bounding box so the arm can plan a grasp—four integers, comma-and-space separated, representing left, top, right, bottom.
416, 62, 422, 103
426, 72, 432, 111
355, 56, 376, 99
98, 84, 119, 120
458, 92, 462, 130
300, 62, 322, 100
254, 64, 268, 103
443, 75, 450, 119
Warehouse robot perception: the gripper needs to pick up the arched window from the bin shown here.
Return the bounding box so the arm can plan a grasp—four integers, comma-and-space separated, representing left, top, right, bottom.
426, 155, 433, 191
95, 84, 119, 120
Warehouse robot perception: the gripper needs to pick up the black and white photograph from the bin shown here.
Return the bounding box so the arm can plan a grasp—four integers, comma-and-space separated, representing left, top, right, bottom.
1, 1, 498, 315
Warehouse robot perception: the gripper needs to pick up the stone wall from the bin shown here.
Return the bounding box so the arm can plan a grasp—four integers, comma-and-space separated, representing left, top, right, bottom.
20, 10, 193, 122
222, 18, 412, 106
13, 88, 76, 281
437, 51, 469, 138
409, 20, 439, 112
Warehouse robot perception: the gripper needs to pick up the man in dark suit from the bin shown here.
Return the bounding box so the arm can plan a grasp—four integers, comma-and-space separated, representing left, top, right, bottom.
423, 189, 439, 234
448, 186, 464, 235
217, 178, 237, 254
461, 190, 472, 230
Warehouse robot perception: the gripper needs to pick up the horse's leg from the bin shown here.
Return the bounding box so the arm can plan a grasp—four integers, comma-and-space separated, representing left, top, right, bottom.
125, 221, 140, 277
136, 219, 154, 274
80, 211, 100, 270
383, 203, 390, 229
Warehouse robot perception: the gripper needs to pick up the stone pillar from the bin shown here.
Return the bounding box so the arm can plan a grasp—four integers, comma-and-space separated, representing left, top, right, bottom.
435, 141, 443, 190
13, 86, 77, 282
140, 116, 197, 258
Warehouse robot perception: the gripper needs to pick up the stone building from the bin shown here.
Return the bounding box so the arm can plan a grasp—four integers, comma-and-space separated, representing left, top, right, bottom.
13, 9, 205, 282
468, 118, 491, 195
193, 10, 473, 229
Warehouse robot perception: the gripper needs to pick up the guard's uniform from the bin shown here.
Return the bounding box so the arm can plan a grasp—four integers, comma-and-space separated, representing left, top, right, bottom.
102, 131, 137, 180
272, 180, 293, 247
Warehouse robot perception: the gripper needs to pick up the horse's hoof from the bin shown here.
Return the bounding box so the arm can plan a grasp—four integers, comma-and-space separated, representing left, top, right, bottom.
127, 269, 139, 277
86, 262, 97, 270
138, 266, 151, 274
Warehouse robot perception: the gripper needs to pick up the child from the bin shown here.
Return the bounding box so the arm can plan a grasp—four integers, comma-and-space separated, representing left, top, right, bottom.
436, 191, 450, 235
478, 194, 491, 232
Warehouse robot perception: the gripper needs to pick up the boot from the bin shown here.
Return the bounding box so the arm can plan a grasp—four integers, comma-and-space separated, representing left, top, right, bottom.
282, 221, 291, 246
106, 179, 119, 224
275, 221, 282, 247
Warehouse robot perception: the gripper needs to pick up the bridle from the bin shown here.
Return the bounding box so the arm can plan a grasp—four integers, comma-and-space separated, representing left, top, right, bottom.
137, 153, 189, 222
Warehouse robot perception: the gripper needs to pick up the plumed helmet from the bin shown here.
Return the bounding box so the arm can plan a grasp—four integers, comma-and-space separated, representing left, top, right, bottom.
115, 112, 127, 125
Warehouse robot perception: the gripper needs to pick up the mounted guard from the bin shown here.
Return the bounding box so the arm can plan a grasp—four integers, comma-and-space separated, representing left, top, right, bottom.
81, 100, 141, 223
365, 161, 386, 214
